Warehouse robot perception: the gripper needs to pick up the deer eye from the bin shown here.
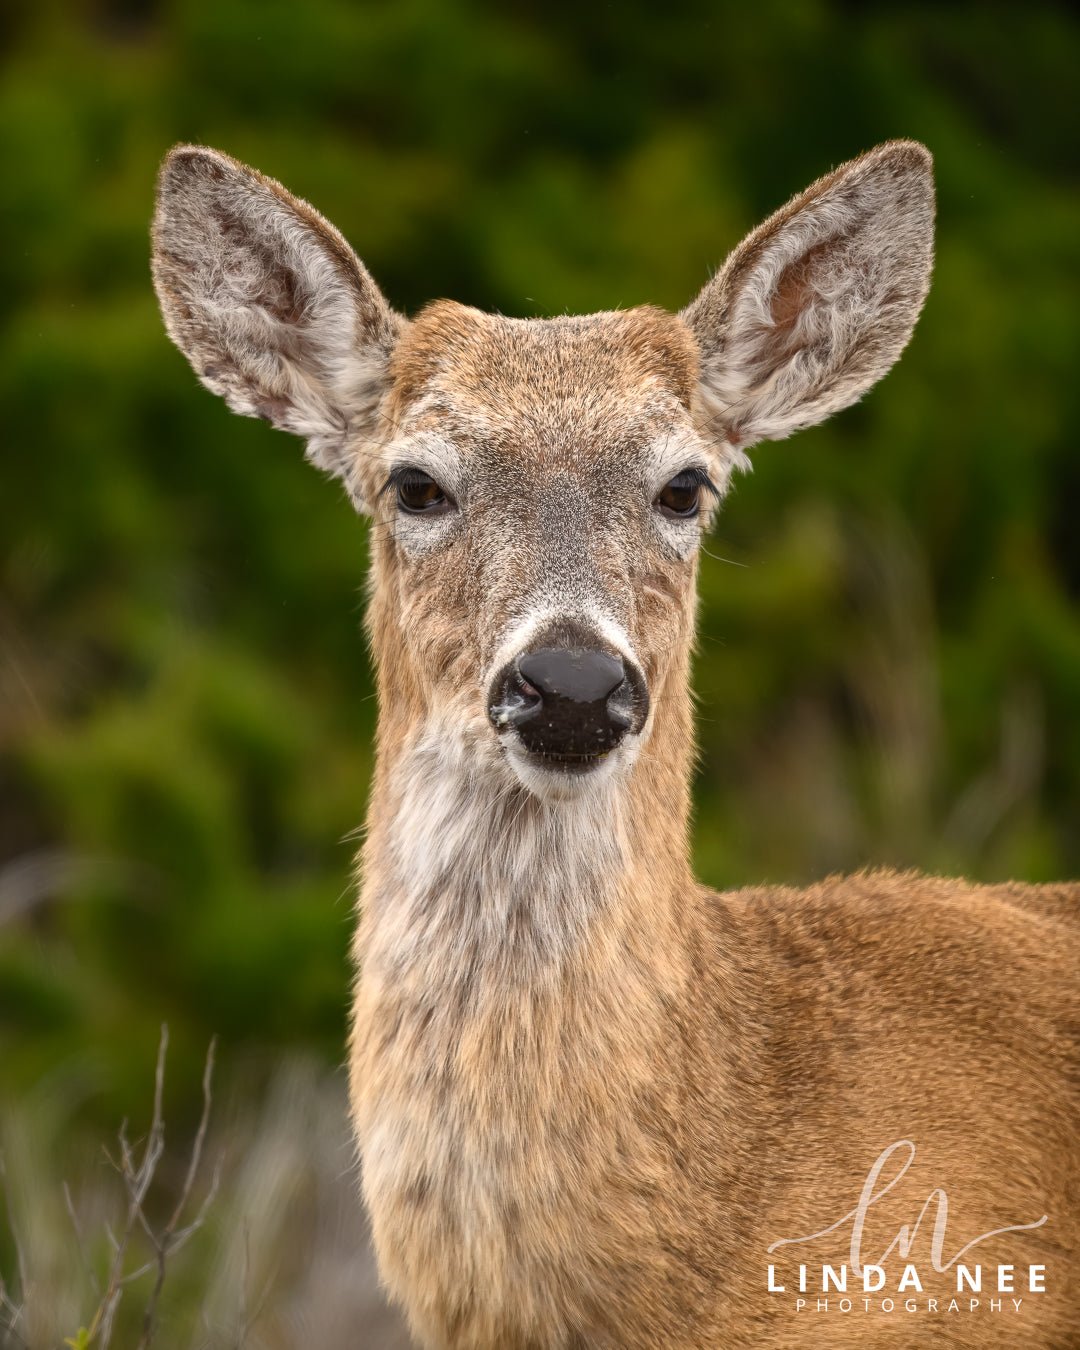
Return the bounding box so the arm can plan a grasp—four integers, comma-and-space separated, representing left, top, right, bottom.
656, 469, 713, 519
396, 469, 450, 515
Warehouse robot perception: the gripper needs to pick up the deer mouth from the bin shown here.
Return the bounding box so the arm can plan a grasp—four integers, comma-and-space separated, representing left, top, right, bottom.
512, 745, 616, 776
499, 734, 635, 801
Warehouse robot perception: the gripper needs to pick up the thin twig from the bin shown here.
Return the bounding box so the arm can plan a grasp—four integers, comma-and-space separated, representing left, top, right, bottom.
41, 1028, 222, 1350
92, 1025, 170, 1349
168, 1037, 217, 1234
135, 1035, 218, 1350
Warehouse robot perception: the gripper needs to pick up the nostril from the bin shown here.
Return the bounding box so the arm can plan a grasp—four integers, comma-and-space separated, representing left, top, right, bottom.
489, 668, 543, 730
513, 670, 542, 704
607, 679, 634, 733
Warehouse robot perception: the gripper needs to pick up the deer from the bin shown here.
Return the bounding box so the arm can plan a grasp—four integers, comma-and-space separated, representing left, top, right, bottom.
151, 140, 1079, 1348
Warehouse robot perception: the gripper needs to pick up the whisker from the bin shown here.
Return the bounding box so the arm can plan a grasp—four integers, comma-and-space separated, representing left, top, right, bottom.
700, 546, 748, 568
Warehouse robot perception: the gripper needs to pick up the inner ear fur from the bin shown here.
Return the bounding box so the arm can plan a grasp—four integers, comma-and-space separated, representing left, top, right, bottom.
152, 145, 403, 502
681, 140, 935, 451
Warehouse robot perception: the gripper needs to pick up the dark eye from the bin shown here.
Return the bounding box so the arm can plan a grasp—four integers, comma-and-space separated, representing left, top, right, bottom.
396, 469, 449, 515
656, 470, 706, 519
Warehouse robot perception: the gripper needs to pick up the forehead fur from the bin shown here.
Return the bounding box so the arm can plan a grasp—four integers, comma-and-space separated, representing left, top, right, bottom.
388, 302, 700, 426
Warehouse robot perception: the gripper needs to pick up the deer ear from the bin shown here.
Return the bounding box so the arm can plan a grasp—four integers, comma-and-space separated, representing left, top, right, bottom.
152, 145, 403, 507
681, 141, 934, 453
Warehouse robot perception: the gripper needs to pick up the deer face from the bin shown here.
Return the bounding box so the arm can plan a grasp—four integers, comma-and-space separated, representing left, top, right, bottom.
152, 142, 933, 800
363, 302, 723, 795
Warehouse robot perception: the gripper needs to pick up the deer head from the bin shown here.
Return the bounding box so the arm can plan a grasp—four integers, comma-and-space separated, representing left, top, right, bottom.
152, 142, 934, 805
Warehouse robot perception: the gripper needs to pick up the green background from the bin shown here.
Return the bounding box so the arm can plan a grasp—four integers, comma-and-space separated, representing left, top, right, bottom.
1, 0, 1077, 1281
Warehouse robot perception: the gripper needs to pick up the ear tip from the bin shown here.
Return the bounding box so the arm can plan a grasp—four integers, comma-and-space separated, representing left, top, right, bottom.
156, 144, 244, 198
871, 139, 935, 180
851, 141, 935, 228
153, 146, 255, 254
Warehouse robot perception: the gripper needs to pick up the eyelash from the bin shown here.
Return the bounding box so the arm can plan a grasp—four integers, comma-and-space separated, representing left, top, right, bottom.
378, 466, 431, 498
667, 467, 719, 498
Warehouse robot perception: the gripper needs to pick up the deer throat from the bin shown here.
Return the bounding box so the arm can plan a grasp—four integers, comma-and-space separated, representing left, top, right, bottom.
348, 712, 695, 1338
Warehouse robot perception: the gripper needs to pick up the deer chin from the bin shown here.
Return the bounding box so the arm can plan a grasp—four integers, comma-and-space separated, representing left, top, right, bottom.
501, 732, 640, 802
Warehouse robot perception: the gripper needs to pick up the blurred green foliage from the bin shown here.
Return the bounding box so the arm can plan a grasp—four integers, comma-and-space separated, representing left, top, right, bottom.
1, 0, 1078, 1131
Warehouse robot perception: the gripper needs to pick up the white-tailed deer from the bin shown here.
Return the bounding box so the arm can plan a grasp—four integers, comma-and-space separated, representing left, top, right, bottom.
153, 142, 1078, 1348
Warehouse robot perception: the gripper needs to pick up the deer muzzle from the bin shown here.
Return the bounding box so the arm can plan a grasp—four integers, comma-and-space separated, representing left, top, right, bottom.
488, 624, 649, 773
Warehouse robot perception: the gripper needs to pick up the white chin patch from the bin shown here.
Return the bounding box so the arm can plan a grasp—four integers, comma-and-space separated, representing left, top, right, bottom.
502, 735, 639, 802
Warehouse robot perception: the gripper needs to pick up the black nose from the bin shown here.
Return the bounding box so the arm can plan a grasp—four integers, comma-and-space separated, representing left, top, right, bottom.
518, 648, 625, 708
489, 644, 647, 765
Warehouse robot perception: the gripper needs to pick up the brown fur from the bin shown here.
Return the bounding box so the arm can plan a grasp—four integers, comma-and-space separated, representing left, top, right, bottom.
151, 141, 1079, 1348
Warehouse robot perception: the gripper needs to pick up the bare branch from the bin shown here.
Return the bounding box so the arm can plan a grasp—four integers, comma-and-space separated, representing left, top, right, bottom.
135, 1034, 218, 1350
29, 1027, 223, 1350
166, 1154, 223, 1255
90, 1025, 170, 1350
168, 1036, 217, 1233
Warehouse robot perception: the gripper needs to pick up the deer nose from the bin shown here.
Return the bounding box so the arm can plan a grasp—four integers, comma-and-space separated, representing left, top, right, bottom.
518, 648, 626, 707
490, 646, 645, 764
